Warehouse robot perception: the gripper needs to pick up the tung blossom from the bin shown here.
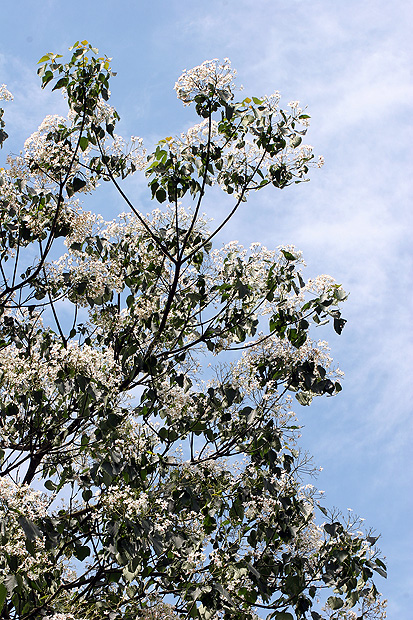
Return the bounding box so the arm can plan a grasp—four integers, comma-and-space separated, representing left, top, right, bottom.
174, 58, 237, 104
0, 479, 55, 580
0, 84, 13, 101
0, 478, 48, 519
0, 337, 121, 406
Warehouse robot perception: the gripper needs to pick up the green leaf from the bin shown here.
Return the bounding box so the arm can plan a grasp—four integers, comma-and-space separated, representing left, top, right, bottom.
0, 584, 7, 611
149, 534, 164, 555
18, 516, 42, 541
333, 316, 346, 334
327, 596, 344, 610
371, 563, 387, 578
274, 613, 294, 620
82, 489, 93, 502
290, 135, 302, 148
159, 427, 168, 441
281, 249, 297, 261
42, 71, 54, 88
155, 187, 167, 203
334, 287, 347, 301
215, 583, 235, 604
172, 535, 185, 549
79, 136, 89, 151
70, 242, 82, 251
74, 545, 91, 561
287, 328, 306, 348
4, 575, 18, 594
225, 104, 235, 120
324, 522, 340, 536
295, 391, 312, 406
72, 177, 87, 193
52, 77, 69, 91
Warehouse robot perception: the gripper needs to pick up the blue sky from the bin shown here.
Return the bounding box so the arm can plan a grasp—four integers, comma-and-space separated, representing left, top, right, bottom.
1, 1, 412, 616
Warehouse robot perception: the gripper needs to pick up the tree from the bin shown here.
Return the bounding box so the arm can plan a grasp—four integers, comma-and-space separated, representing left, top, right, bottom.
0, 42, 386, 620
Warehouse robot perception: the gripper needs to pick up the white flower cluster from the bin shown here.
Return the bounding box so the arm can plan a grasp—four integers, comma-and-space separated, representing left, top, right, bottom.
0, 83, 13, 101
174, 58, 237, 105
84, 99, 117, 126
98, 476, 205, 551
0, 479, 54, 580
288, 514, 324, 562
56, 214, 149, 308
0, 155, 78, 237
105, 419, 161, 463
99, 485, 149, 517
0, 477, 48, 519
54, 205, 210, 328
209, 242, 305, 322
244, 492, 284, 524
167, 118, 220, 159
52, 341, 120, 386
44, 615, 86, 620
165, 82, 320, 198
0, 337, 120, 418
23, 108, 146, 192
208, 548, 224, 569
70, 98, 147, 172
1, 168, 87, 257
63, 204, 103, 244
155, 379, 196, 422
209, 240, 277, 302
24, 114, 75, 175
54, 249, 125, 303
184, 547, 207, 571
231, 336, 341, 402
323, 590, 387, 620
305, 273, 338, 294
101, 132, 147, 172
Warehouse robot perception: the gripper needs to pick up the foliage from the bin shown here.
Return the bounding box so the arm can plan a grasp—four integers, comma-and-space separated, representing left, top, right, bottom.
0, 42, 386, 620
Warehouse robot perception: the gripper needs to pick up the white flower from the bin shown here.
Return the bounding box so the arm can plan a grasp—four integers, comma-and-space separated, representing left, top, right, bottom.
174, 58, 237, 105
44, 615, 87, 620
0, 84, 13, 101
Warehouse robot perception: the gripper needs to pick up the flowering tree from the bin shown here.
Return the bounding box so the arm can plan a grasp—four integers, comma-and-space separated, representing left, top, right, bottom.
0, 42, 386, 620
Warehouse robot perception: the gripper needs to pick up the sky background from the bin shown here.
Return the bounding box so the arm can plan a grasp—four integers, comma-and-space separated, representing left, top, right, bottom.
1, 1, 412, 617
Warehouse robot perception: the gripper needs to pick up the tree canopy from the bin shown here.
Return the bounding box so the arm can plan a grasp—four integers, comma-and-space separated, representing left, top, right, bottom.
0, 42, 386, 620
